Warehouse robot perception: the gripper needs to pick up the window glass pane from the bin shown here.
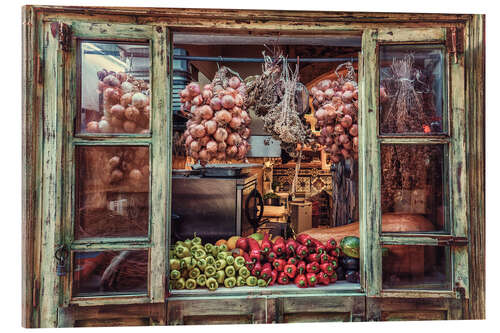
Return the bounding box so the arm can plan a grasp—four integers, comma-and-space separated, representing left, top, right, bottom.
380, 45, 445, 135
72, 250, 148, 296
75, 146, 150, 239
79, 41, 151, 135
382, 245, 450, 290
381, 144, 446, 232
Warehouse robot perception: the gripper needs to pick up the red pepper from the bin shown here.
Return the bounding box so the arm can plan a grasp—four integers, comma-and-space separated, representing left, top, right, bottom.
311, 238, 326, 254
267, 251, 277, 262
261, 233, 272, 254
297, 261, 306, 275
235, 237, 249, 252
294, 274, 307, 288
251, 262, 262, 278
306, 253, 320, 263
247, 238, 261, 263
243, 253, 255, 271
287, 257, 298, 266
320, 253, 330, 264
285, 239, 298, 256
306, 262, 320, 274
284, 264, 297, 279
296, 234, 313, 247
317, 272, 330, 285
269, 269, 278, 286
296, 245, 308, 259
330, 258, 338, 269
329, 271, 338, 284
273, 258, 286, 272
306, 273, 317, 287
329, 247, 342, 258
325, 238, 337, 252
308, 246, 317, 254
272, 237, 286, 256
320, 262, 334, 276
277, 271, 289, 285
260, 263, 272, 281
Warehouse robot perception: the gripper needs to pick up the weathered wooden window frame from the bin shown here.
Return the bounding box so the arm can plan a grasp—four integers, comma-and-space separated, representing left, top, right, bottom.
23, 7, 484, 327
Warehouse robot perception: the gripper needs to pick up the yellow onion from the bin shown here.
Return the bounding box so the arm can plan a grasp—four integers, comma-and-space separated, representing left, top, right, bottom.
214, 127, 228, 142
192, 95, 203, 106
111, 104, 126, 119
210, 97, 222, 111
349, 124, 358, 137
229, 76, 241, 89
190, 140, 201, 152
198, 149, 210, 162
226, 132, 242, 146
132, 92, 148, 108
199, 105, 214, 120
200, 135, 211, 147
241, 127, 251, 139
221, 95, 236, 109
226, 145, 237, 157
98, 119, 112, 133
318, 79, 331, 92
340, 115, 353, 128
206, 140, 218, 154
204, 120, 217, 135
86, 121, 100, 133
187, 82, 201, 96
217, 141, 227, 152
229, 116, 242, 129
215, 110, 232, 124
343, 82, 355, 92
123, 120, 137, 133
125, 106, 140, 122
192, 124, 206, 138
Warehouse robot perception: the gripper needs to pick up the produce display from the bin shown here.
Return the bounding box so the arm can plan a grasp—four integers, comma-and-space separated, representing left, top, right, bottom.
180, 67, 251, 165
88, 69, 150, 134
311, 63, 359, 162
169, 232, 361, 291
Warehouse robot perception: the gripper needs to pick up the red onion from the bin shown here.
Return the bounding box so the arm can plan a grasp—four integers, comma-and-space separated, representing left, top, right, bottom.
331, 154, 341, 163
192, 95, 203, 106
229, 76, 241, 89
341, 149, 351, 159
241, 127, 251, 139
315, 108, 327, 121
123, 120, 137, 133
342, 90, 353, 103
325, 89, 335, 99
111, 104, 126, 119
203, 84, 212, 91
349, 124, 358, 137
132, 92, 148, 108
120, 93, 133, 107
340, 115, 353, 128
104, 88, 121, 104
187, 82, 201, 97
325, 136, 334, 145
110, 117, 123, 129
202, 89, 213, 100
229, 116, 242, 129
318, 79, 331, 92
86, 121, 99, 133
210, 97, 222, 111
216, 151, 226, 160
215, 110, 232, 124
334, 124, 345, 135
221, 95, 235, 109
234, 94, 244, 107
353, 89, 358, 100
353, 137, 359, 146
125, 106, 140, 122
180, 88, 190, 99
206, 140, 218, 153
226, 145, 237, 157
185, 135, 194, 147
204, 120, 217, 135
217, 141, 227, 152
339, 134, 349, 145
193, 124, 206, 138
331, 144, 340, 154
214, 127, 228, 142
103, 75, 120, 87
199, 105, 214, 120
190, 140, 201, 152
198, 149, 210, 162
343, 141, 352, 150
237, 145, 247, 159
200, 135, 211, 147
226, 132, 242, 146
343, 82, 355, 91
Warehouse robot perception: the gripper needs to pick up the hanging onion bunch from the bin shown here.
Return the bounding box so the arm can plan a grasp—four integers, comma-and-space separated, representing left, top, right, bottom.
101, 147, 150, 188
312, 62, 359, 162
88, 69, 151, 134
180, 67, 251, 166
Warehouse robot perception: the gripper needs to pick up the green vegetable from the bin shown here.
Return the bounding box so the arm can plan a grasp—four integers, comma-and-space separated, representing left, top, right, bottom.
189, 267, 201, 279
196, 274, 207, 287
205, 265, 216, 277
210, 246, 219, 257
174, 277, 185, 289
225, 265, 236, 277
194, 248, 207, 260
204, 243, 214, 253
236, 276, 246, 287
170, 259, 181, 271
225, 255, 235, 266
238, 267, 250, 279
206, 277, 218, 291
246, 276, 257, 287
175, 241, 185, 248
217, 251, 228, 260
219, 244, 228, 252
184, 239, 192, 249
224, 277, 236, 288
170, 269, 181, 280
192, 234, 202, 245
181, 257, 196, 271
206, 255, 216, 266
215, 270, 225, 284
175, 245, 190, 258
186, 278, 197, 290
248, 233, 264, 241
258, 279, 267, 287
340, 236, 360, 258
215, 259, 227, 270
234, 256, 245, 270
197, 258, 207, 271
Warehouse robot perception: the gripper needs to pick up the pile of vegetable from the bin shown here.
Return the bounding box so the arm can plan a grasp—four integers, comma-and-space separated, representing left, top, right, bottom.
170, 235, 254, 291
312, 63, 359, 162
89, 69, 150, 134
102, 146, 149, 186
180, 67, 251, 165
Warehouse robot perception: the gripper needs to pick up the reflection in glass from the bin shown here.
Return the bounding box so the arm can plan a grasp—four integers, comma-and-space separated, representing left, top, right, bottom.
72, 250, 148, 296
380, 45, 445, 134
80, 41, 151, 134
381, 144, 446, 232
75, 146, 150, 239
382, 245, 450, 290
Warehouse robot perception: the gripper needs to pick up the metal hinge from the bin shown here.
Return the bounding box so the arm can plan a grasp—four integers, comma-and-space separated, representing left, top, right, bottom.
50, 22, 72, 52
446, 27, 464, 64
437, 236, 468, 246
